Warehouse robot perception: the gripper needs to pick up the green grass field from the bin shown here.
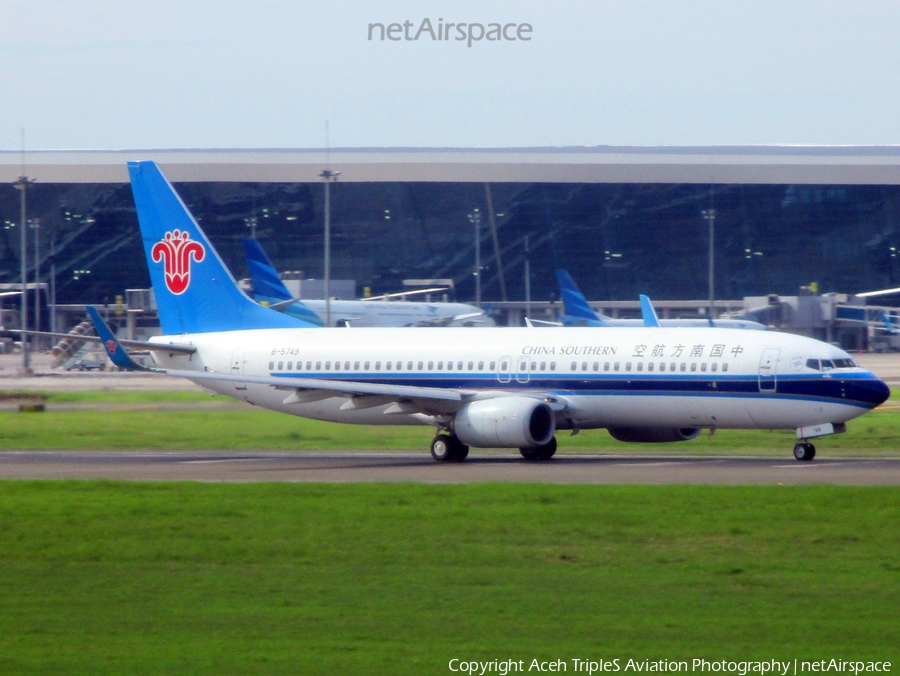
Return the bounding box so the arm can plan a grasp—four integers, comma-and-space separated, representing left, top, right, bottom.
0, 390, 897, 455
0, 483, 897, 675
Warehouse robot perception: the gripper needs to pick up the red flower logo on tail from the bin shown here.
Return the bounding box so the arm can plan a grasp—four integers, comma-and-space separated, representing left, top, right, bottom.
151, 230, 206, 295
105, 340, 118, 354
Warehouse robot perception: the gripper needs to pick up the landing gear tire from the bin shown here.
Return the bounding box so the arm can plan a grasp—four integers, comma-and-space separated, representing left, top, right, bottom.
452, 438, 470, 462
793, 442, 816, 462
430, 433, 469, 462
519, 436, 557, 461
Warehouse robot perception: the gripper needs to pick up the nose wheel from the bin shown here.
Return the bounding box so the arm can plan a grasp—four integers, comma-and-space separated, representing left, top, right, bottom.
793, 442, 816, 461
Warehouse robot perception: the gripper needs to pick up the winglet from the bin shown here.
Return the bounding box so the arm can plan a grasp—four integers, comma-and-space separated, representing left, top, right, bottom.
639, 294, 661, 328
87, 307, 147, 371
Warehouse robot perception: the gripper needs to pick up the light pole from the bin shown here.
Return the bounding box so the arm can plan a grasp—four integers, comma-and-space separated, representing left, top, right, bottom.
32, 218, 40, 338
14, 175, 32, 374
524, 235, 531, 321
319, 169, 340, 327
702, 206, 716, 321
49, 218, 57, 335
468, 208, 482, 307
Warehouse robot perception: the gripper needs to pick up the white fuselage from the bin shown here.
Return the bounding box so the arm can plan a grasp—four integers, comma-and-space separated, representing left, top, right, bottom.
150, 325, 886, 433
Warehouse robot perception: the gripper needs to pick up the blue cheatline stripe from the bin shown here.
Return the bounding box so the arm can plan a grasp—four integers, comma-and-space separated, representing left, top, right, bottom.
263, 371, 887, 409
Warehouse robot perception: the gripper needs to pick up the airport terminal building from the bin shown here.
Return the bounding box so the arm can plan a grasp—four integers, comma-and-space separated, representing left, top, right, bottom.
3, 146, 900, 347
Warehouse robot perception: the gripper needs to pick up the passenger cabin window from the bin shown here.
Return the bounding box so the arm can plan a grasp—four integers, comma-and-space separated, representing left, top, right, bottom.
418, 361, 424, 370
468, 361, 474, 370
593, 362, 599, 371
428, 361, 434, 370
540, 362, 546, 371
690, 363, 697, 372
700, 363, 707, 372
531, 361, 537, 371
375, 361, 381, 370
278, 361, 283, 370
614, 362, 620, 371
408, 361, 413, 370
438, 361, 443, 370
354, 361, 360, 370
571, 361, 577, 371
711, 363, 718, 372
345, 361, 351, 370
478, 361, 485, 370
550, 362, 556, 371
364, 361, 370, 370
680, 363, 686, 372
490, 361, 496, 370
604, 362, 610, 371
626, 362, 632, 372
315, 361, 321, 370
722, 363, 729, 372
646, 363, 653, 372
334, 361, 340, 371
385, 361, 391, 370
458, 361, 463, 370
307, 361, 312, 370
446, 361, 452, 371
269, 361, 274, 370
287, 361, 292, 370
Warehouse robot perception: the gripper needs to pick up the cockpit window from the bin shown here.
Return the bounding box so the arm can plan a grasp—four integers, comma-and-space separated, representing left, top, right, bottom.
808, 357, 857, 371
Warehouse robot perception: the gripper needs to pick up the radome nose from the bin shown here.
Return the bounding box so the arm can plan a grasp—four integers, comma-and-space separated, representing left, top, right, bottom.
853, 376, 891, 408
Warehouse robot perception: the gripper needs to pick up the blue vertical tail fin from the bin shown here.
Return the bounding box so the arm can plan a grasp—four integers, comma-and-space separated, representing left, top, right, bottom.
243, 238, 293, 301
556, 269, 605, 325
128, 161, 314, 334
639, 294, 661, 328
242, 238, 325, 326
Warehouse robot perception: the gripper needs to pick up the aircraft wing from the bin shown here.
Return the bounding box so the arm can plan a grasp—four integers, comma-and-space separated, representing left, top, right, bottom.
162, 368, 569, 417
87, 307, 563, 417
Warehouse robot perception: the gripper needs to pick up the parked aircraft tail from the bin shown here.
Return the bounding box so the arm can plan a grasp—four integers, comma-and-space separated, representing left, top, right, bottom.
128, 161, 313, 334
242, 238, 325, 326
556, 269, 605, 325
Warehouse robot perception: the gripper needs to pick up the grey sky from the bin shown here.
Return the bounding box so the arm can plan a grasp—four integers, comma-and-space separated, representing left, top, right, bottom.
2, 0, 899, 150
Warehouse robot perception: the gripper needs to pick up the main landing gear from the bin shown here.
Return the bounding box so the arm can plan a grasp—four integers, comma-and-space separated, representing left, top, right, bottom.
430, 433, 469, 462
519, 436, 557, 461
793, 442, 816, 462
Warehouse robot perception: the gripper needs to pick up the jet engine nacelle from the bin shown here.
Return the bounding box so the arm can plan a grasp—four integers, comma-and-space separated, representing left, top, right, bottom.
453, 397, 555, 448
607, 427, 701, 443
